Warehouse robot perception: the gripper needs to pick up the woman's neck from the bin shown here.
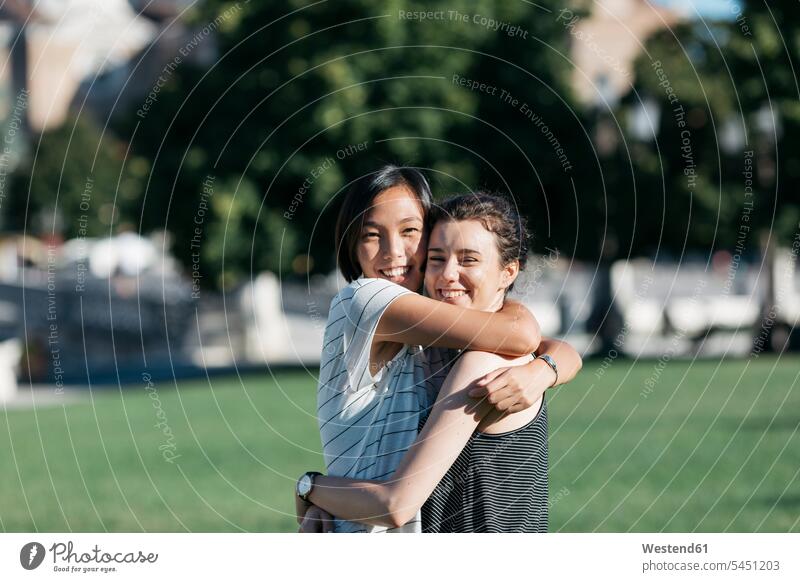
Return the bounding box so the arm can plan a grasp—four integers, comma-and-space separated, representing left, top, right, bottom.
485, 292, 506, 313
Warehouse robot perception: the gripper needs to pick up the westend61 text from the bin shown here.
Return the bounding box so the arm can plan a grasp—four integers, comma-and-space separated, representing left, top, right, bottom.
642, 543, 708, 554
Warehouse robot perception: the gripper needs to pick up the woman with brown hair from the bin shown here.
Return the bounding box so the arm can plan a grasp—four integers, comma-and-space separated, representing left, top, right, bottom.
299, 183, 582, 532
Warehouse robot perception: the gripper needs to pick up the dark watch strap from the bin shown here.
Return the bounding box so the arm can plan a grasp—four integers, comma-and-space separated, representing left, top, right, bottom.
298, 471, 323, 501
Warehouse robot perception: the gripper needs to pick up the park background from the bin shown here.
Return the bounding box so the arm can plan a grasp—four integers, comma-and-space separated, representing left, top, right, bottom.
0, 0, 798, 532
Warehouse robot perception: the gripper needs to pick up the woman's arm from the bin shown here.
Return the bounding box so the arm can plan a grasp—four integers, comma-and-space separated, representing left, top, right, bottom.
469, 337, 583, 413
375, 294, 540, 357
307, 351, 527, 528
534, 337, 584, 385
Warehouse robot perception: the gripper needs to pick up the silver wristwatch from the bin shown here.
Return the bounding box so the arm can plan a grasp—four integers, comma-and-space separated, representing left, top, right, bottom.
537, 354, 558, 387
297, 471, 322, 502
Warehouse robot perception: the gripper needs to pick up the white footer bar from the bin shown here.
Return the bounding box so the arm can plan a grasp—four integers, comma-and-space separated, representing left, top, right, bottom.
2, 533, 798, 581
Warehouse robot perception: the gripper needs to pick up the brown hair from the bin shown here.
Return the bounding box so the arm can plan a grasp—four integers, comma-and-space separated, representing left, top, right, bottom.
432, 192, 529, 290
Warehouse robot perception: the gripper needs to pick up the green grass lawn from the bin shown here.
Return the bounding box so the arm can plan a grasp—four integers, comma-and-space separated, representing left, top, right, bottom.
1, 356, 798, 532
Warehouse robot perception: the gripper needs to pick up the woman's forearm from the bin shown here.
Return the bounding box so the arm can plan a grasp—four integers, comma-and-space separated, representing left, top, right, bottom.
308, 476, 400, 528
376, 294, 540, 356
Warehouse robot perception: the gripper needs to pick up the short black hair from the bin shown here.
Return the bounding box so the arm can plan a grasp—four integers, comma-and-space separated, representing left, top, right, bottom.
335, 165, 433, 282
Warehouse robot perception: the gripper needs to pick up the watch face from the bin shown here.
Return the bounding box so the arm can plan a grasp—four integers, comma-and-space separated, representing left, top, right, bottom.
298, 474, 312, 497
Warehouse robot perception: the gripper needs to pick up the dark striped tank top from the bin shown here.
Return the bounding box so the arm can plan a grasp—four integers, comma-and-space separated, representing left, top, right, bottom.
421, 399, 549, 533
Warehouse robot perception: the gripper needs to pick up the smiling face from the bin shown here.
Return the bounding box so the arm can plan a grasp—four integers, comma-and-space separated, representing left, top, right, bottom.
355, 184, 427, 291
424, 219, 519, 312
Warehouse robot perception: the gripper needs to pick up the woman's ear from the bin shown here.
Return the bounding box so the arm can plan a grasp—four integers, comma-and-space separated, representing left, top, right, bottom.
502, 260, 520, 290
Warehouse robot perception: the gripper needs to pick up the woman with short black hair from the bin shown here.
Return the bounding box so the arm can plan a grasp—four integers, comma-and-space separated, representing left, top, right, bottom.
300, 166, 581, 532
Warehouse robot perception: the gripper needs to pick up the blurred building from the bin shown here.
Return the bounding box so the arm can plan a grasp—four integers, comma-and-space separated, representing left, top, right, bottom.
568, 0, 682, 107
0, 0, 211, 133
0, 0, 154, 131
0, 232, 195, 385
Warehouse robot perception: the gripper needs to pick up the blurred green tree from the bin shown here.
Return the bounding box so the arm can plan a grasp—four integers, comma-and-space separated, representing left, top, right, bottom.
617, 2, 800, 350
9, 114, 144, 239
117, 0, 584, 288
625, 1, 800, 256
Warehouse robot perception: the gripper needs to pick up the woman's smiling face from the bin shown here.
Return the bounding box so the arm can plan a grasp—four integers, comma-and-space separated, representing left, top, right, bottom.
424, 219, 518, 312
355, 184, 427, 291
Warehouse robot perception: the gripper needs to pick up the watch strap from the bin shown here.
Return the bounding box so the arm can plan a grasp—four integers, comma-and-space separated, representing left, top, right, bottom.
298, 471, 322, 501
536, 354, 558, 387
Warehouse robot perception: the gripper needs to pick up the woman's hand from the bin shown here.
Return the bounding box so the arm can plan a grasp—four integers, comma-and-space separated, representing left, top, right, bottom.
469, 358, 555, 414
295, 492, 311, 525
469, 338, 583, 414
298, 504, 334, 533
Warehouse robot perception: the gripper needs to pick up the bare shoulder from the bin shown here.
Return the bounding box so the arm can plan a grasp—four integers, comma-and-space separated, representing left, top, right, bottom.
438, 351, 532, 396
455, 350, 532, 373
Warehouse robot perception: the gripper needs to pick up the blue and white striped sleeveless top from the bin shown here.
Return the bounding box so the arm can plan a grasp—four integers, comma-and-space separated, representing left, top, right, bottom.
317, 277, 450, 533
